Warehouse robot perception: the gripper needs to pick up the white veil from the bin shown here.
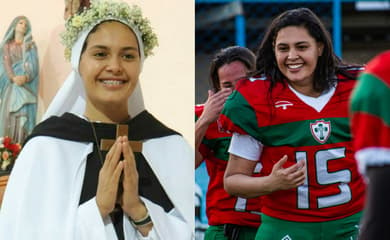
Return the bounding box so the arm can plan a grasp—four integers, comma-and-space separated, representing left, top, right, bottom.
41, 18, 146, 121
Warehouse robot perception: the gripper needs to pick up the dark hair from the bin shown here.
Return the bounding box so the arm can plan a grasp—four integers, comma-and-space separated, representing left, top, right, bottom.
255, 8, 358, 93
209, 46, 256, 92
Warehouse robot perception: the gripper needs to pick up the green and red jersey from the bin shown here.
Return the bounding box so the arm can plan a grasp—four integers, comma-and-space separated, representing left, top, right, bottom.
351, 51, 390, 170
220, 72, 365, 222
195, 104, 262, 227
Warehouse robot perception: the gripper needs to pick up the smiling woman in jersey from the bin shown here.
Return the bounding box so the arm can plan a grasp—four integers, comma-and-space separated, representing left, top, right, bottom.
0, 1, 193, 239
219, 8, 365, 240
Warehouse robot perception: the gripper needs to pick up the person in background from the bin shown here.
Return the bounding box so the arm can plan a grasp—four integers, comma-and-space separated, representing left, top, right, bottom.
220, 8, 365, 240
196, 46, 262, 240
0, 0, 193, 239
0, 16, 39, 144
350, 50, 390, 240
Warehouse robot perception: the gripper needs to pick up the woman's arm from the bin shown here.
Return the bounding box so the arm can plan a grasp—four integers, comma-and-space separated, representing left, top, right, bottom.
195, 88, 232, 168
224, 133, 306, 198
124, 198, 192, 239
195, 114, 209, 168
224, 154, 306, 198
120, 136, 153, 236
131, 135, 194, 239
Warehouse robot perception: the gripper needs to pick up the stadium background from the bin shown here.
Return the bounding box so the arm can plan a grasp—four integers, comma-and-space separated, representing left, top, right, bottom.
195, 1, 390, 238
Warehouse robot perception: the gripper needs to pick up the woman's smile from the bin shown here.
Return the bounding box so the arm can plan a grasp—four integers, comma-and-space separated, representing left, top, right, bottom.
98, 78, 128, 88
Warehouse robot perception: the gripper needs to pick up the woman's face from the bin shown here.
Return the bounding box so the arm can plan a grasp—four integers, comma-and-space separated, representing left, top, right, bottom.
218, 60, 248, 90
79, 21, 141, 109
15, 18, 28, 35
274, 26, 323, 87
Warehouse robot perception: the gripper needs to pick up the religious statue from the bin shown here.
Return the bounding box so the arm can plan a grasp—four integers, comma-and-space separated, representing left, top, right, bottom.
0, 16, 39, 145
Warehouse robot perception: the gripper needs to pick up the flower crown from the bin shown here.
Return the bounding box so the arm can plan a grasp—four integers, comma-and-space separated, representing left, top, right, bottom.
61, 0, 158, 61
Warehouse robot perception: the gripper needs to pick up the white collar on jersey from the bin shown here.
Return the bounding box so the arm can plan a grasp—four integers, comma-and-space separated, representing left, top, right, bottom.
288, 83, 337, 112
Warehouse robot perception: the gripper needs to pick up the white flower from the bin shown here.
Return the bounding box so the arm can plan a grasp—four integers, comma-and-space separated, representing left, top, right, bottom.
71, 15, 84, 28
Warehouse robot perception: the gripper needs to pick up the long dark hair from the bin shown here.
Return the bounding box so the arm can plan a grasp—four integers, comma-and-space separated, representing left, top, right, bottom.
209, 46, 256, 92
255, 8, 359, 93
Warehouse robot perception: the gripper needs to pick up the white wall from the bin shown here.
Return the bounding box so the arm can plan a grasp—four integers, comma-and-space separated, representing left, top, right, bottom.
0, 0, 195, 146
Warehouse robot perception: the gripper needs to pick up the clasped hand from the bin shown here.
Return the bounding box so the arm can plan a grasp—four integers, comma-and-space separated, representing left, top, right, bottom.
96, 136, 142, 218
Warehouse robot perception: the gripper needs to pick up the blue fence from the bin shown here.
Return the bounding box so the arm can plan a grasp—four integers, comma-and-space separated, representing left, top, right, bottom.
196, 0, 346, 57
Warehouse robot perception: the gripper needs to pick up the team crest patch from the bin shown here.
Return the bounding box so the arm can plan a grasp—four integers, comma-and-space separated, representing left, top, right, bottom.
310, 120, 331, 144
281, 235, 292, 240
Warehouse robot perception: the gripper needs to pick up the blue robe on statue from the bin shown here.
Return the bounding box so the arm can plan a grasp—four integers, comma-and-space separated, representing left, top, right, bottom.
0, 16, 39, 144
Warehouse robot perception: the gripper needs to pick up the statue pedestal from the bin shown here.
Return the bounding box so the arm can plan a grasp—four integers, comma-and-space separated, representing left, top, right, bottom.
0, 175, 9, 207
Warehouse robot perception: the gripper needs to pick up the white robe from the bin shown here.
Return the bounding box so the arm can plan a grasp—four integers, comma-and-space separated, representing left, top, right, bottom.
0, 134, 194, 239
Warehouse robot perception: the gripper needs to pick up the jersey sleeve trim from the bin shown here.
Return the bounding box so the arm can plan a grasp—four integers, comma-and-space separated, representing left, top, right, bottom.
228, 133, 263, 161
